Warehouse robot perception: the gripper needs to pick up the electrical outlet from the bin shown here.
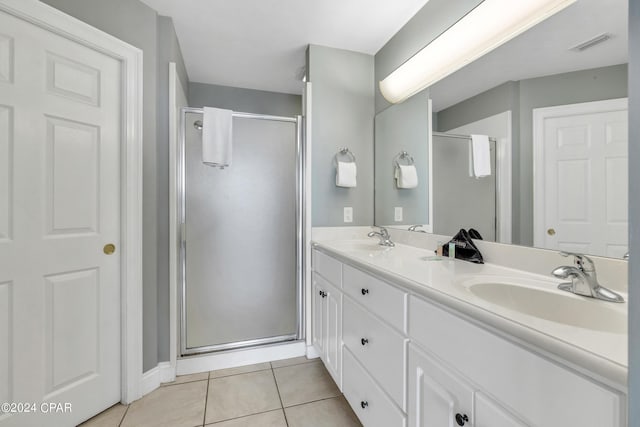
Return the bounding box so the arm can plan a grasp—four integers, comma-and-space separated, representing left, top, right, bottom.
344, 207, 353, 223
394, 207, 403, 222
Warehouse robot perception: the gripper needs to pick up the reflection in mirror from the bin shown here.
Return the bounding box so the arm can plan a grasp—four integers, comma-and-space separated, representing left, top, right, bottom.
374, 92, 431, 230
374, 0, 628, 259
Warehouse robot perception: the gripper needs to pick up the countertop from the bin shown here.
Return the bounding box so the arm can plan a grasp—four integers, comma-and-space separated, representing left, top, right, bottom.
312, 239, 628, 392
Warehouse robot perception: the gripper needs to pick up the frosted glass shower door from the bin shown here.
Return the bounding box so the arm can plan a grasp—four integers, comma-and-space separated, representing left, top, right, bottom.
183, 111, 299, 352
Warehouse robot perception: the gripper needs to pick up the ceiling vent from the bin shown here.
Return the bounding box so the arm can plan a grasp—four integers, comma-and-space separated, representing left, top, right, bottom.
570, 33, 613, 52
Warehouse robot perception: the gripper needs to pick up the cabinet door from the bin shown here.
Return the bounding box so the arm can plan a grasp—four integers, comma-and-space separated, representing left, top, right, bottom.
475, 392, 528, 427
311, 275, 325, 357
408, 344, 473, 427
324, 281, 342, 388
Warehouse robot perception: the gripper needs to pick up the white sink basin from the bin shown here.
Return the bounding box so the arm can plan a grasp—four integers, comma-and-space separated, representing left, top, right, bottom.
456, 277, 626, 334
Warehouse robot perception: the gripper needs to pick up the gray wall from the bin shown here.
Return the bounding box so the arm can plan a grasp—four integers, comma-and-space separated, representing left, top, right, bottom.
628, 0, 639, 424
189, 82, 301, 116
374, 91, 430, 225
436, 65, 627, 246
307, 45, 375, 226
40, 0, 190, 372
374, 0, 483, 113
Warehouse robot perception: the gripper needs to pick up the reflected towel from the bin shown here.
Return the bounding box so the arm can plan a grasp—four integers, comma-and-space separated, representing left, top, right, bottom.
202, 107, 233, 168
395, 164, 418, 188
471, 134, 491, 178
336, 161, 357, 187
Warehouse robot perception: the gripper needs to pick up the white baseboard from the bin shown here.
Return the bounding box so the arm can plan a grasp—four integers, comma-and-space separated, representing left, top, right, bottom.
140, 362, 175, 397
177, 340, 306, 376
306, 345, 320, 359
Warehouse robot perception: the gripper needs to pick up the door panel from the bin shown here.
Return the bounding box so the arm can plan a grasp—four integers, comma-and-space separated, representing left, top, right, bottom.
0, 105, 11, 240
408, 344, 473, 427
325, 283, 341, 386
475, 392, 528, 427
312, 278, 325, 357
0, 9, 121, 426
539, 102, 628, 257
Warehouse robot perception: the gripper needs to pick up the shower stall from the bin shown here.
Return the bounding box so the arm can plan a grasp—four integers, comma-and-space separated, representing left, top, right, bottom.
179, 107, 305, 355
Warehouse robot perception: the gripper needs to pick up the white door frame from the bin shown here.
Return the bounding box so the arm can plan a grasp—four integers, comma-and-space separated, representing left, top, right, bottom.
0, 0, 144, 404
532, 97, 628, 248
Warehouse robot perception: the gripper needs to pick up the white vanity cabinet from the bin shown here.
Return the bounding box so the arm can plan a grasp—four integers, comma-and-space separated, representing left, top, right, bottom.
311, 248, 626, 427
408, 343, 526, 427
409, 295, 625, 427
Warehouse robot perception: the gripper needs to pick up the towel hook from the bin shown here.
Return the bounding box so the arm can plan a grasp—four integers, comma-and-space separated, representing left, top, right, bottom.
334, 147, 356, 166
393, 150, 414, 168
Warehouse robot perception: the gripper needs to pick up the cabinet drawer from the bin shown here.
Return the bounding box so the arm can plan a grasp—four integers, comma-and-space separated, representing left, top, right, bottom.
343, 264, 406, 332
343, 347, 406, 427
313, 249, 342, 287
408, 295, 623, 427
343, 296, 407, 409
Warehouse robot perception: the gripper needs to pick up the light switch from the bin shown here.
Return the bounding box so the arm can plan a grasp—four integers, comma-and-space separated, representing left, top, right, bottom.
394, 207, 403, 222
344, 207, 353, 223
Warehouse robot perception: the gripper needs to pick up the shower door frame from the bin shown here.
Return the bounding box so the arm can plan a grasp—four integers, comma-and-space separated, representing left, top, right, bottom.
178, 107, 305, 356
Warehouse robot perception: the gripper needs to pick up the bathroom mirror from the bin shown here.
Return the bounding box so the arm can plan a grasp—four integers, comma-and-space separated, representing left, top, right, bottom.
374, 0, 628, 259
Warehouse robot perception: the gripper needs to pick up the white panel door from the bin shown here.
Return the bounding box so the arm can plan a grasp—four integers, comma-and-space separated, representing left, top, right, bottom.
407, 344, 473, 427
535, 99, 628, 257
0, 9, 121, 427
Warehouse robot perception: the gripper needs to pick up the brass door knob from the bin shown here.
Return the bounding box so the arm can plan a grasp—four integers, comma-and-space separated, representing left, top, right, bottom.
103, 244, 116, 255
547, 228, 556, 236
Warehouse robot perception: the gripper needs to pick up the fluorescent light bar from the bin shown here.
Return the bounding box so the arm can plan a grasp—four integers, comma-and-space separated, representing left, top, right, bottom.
379, 0, 577, 104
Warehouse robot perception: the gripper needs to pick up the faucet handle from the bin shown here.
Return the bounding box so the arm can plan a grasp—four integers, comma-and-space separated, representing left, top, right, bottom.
559, 251, 595, 272
371, 226, 389, 238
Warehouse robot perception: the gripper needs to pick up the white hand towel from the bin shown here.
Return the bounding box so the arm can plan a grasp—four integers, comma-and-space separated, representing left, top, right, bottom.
471, 134, 491, 178
396, 164, 418, 189
202, 107, 233, 168
336, 161, 357, 188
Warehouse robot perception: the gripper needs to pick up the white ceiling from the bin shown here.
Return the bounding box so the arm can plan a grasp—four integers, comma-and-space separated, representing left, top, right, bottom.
430, 0, 628, 112
140, 0, 430, 94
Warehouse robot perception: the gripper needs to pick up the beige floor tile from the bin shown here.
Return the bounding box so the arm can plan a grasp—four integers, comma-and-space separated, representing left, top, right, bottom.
273, 361, 340, 407
121, 380, 207, 427
206, 409, 287, 426
285, 396, 362, 427
205, 370, 281, 424
270, 356, 318, 369
210, 362, 271, 379
79, 403, 128, 427
163, 371, 209, 386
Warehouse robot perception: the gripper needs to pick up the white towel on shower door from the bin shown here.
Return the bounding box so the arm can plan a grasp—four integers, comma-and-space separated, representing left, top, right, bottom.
202, 107, 233, 168
470, 134, 491, 178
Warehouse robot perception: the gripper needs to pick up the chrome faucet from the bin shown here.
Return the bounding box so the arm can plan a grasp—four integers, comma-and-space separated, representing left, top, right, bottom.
367, 226, 395, 247
551, 251, 624, 303
408, 224, 426, 233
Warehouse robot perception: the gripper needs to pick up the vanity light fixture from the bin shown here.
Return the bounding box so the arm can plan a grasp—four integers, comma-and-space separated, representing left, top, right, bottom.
379, 0, 577, 104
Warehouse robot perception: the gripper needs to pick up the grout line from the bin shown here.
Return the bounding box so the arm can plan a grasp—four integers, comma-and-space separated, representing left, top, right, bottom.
271, 367, 289, 427
282, 394, 344, 410
162, 378, 208, 387
117, 404, 130, 427
209, 367, 272, 380
202, 372, 211, 426
202, 408, 284, 426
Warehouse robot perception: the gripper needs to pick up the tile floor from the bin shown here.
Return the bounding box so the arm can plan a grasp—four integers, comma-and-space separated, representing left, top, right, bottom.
79, 356, 362, 427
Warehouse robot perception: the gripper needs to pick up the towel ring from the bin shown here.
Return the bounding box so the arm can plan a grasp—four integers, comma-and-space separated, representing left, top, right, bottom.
393, 151, 415, 168
334, 147, 356, 166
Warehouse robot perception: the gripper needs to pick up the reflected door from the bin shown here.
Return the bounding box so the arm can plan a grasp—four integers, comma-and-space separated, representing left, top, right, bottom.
0, 9, 121, 426
183, 112, 298, 353
535, 99, 628, 257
